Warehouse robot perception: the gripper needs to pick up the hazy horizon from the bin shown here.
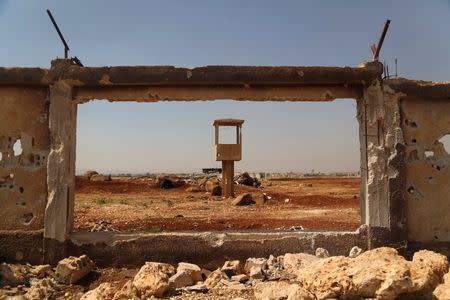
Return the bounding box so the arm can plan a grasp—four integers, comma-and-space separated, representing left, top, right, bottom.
1, 1, 449, 174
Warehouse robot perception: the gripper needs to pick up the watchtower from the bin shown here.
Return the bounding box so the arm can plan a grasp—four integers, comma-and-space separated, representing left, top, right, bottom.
213, 119, 244, 197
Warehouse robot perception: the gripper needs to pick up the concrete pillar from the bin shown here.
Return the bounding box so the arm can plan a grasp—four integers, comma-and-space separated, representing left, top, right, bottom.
222, 160, 234, 197
358, 81, 407, 248
44, 81, 77, 262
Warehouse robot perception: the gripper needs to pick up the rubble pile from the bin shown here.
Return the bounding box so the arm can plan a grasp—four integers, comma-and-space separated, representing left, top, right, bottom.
1, 247, 449, 299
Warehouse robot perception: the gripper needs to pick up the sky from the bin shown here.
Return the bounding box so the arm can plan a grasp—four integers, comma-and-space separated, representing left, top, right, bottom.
1, 1, 449, 174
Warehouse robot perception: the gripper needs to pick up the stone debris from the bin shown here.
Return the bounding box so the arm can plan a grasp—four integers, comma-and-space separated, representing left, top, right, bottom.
282, 253, 319, 274
132, 262, 175, 298
156, 175, 185, 189
55, 255, 95, 284
254, 281, 314, 300
315, 247, 330, 258
24, 278, 59, 300
84, 170, 99, 180
348, 245, 363, 258
231, 274, 249, 283
90, 174, 112, 182
221, 260, 242, 277
80, 282, 118, 300
0, 263, 29, 287
0, 248, 448, 299
169, 270, 193, 289
177, 262, 203, 282
433, 271, 450, 299
236, 172, 260, 187
232, 193, 267, 206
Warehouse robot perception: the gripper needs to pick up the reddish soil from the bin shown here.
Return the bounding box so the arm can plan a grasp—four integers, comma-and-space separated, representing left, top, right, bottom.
74, 176, 360, 232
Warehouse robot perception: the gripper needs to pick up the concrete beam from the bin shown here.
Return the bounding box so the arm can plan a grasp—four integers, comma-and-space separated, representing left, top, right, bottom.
385, 78, 450, 99
0, 60, 383, 88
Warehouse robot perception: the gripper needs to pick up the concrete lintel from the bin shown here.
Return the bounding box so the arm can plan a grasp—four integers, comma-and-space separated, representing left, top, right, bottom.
0, 67, 50, 86
0, 60, 383, 87
385, 78, 450, 99
73, 85, 361, 103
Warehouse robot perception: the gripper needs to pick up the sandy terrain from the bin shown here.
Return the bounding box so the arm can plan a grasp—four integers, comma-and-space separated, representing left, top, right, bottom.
74, 176, 360, 232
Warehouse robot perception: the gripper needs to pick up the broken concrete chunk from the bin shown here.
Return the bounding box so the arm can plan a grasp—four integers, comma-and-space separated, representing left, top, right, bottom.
177, 262, 203, 282
31, 265, 52, 279
410, 250, 449, 293
244, 258, 267, 274
55, 255, 95, 284
231, 274, 249, 283
155, 175, 185, 189
433, 271, 450, 300
349, 246, 363, 258
25, 278, 58, 300
185, 186, 202, 192
315, 247, 330, 258
282, 253, 320, 274
249, 266, 264, 279
0, 263, 29, 287
132, 262, 175, 298
204, 269, 227, 288
221, 260, 242, 277
169, 270, 193, 289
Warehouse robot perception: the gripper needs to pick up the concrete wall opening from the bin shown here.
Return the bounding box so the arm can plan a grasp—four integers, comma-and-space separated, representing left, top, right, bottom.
74, 99, 361, 234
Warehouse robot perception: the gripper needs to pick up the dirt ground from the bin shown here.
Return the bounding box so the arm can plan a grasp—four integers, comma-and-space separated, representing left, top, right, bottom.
74, 176, 361, 232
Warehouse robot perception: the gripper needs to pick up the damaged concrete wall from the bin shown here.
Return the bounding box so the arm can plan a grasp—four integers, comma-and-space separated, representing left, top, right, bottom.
0, 86, 50, 230
400, 96, 450, 242
357, 81, 406, 247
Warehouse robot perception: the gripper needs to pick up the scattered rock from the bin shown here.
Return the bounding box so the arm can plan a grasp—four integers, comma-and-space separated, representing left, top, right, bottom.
84, 170, 99, 180
410, 250, 449, 294
155, 175, 185, 189
254, 281, 313, 300
222, 260, 243, 277
169, 270, 193, 289
55, 255, 95, 284
244, 258, 267, 274
282, 253, 319, 273
433, 271, 450, 299
90, 174, 112, 182
0, 263, 29, 287
231, 274, 249, 283
252, 193, 268, 205
112, 280, 135, 300
236, 172, 260, 187
204, 269, 227, 288
132, 262, 175, 298
232, 193, 254, 206
177, 262, 203, 282
31, 265, 52, 279
249, 266, 264, 279
296, 247, 449, 299
25, 278, 58, 300
81, 282, 117, 300
284, 198, 290, 203
349, 246, 363, 258
315, 247, 330, 258
205, 180, 222, 196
